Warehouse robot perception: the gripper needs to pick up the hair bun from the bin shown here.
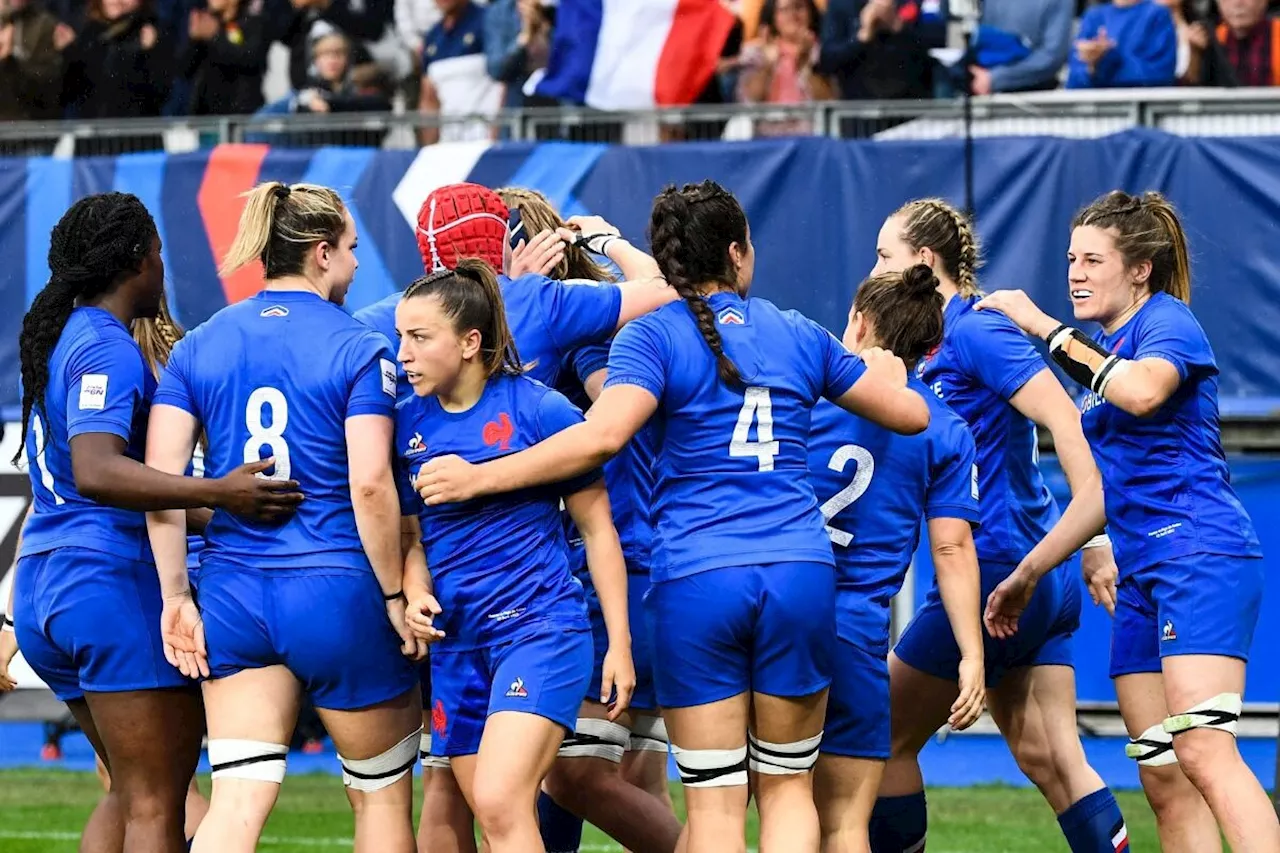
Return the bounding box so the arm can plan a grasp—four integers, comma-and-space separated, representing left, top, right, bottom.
902, 263, 939, 297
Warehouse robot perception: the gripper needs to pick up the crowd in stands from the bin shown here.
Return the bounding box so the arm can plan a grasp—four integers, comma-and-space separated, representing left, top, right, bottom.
3, 0, 1280, 133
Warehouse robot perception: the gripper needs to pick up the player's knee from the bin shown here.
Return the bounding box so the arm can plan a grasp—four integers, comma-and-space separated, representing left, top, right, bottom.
671, 744, 749, 789
338, 727, 421, 794
1164, 692, 1242, 788
747, 731, 822, 777
471, 777, 524, 839
1138, 762, 1199, 822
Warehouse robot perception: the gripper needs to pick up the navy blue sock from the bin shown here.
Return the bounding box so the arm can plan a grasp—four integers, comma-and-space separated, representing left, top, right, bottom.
537, 790, 584, 853
186, 839, 194, 852
869, 791, 927, 853
1057, 788, 1128, 852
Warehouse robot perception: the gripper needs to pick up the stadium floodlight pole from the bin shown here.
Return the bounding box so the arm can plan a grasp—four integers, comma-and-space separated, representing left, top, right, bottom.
955, 0, 982, 219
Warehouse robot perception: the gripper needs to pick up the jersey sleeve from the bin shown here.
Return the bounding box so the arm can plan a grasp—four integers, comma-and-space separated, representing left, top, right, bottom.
534, 388, 603, 495
65, 335, 149, 441
604, 318, 668, 401
570, 340, 611, 387
1133, 299, 1216, 381
801, 315, 865, 401
925, 417, 982, 525
533, 275, 623, 358
153, 334, 198, 418
345, 333, 399, 419
959, 313, 1046, 401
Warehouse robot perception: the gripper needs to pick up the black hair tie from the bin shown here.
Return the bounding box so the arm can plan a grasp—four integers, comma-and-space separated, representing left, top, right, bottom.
273, 185, 291, 201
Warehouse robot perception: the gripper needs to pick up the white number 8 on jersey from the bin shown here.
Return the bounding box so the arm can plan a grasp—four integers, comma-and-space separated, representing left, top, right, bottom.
244, 386, 291, 480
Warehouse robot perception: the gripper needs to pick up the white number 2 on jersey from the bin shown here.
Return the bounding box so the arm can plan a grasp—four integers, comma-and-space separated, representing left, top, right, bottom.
244, 386, 291, 480
730, 386, 781, 472
818, 444, 874, 547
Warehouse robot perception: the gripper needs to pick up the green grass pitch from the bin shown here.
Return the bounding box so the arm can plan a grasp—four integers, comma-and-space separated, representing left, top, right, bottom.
0, 769, 1168, 852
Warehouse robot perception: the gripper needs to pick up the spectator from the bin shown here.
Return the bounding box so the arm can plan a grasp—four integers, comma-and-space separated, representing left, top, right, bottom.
737, 0, 834, 135
965, 0, 1073, 94
0, 0, 71, 121
298, 29, 392, 113
485, 0, 552, 110
1154, 0, 1213, 83
815, 0, 933, 101
180, 0, 270, 115
60, 0, 173, 118
394, 0, 438, 60
275, 0, 394, 91
1066, 0, 1177, 88
416, 0, 501, 145
1213, 0, 1280, 86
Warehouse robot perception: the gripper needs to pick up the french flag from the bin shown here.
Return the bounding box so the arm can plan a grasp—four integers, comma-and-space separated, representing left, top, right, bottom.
532, 0, 737, 110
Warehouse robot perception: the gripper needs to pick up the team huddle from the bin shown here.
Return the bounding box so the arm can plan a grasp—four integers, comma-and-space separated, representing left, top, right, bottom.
0, 176, 1275, 853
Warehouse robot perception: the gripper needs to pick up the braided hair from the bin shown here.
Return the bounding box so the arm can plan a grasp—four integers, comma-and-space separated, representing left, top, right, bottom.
648, 180, 749, 387
894, 198, 983, 298
133, 296, 182, 380
132, 297, 211, 458
15, 192, 158, 465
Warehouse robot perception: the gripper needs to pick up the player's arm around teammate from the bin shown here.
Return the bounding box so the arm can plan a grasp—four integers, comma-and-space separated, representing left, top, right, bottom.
981, 190, 1278, 853
809, 265, 985, 853
498, 186, 681, 853
394, 260, 624, 853
867, 199, 1127, 853
147, 183, 423, 853
416, 181, 929, 853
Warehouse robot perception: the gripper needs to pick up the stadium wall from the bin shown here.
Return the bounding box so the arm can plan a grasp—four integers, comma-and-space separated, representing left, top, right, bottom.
2, 131, 1280, 419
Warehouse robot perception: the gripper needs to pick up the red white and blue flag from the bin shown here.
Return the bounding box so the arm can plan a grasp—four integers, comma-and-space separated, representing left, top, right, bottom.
532, 0, 737, 110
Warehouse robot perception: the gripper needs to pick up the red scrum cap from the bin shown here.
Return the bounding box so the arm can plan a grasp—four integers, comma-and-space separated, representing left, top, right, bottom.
416, 183, 509, 274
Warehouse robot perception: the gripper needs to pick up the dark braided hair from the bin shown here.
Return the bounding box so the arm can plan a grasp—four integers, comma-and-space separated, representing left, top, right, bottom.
15, 192, 158, 465
648, 180, 749, 387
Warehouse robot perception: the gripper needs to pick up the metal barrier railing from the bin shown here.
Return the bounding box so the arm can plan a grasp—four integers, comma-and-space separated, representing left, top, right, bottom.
8, 88, 1280, 157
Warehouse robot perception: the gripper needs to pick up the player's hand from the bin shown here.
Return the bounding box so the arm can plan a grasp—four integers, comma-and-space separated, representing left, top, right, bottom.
861, 346, 908, 389
1081, 545, 1118, 616
974, 289, 1058, 340
601, 646, 636, 721
384, 595, 417, 657
416, 455, 482, 506
0, 625, 19, 691
983, 568, 1038, 640
561, 215, 621, 256
509, 229, 566, 279
406, 592, 446, 645
214, 458, 304, 522
160, 592, 208, 680
950, 656, 985, 731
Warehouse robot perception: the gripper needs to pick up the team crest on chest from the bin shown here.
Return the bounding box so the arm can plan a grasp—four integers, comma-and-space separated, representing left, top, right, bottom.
483, 412, 514, 451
